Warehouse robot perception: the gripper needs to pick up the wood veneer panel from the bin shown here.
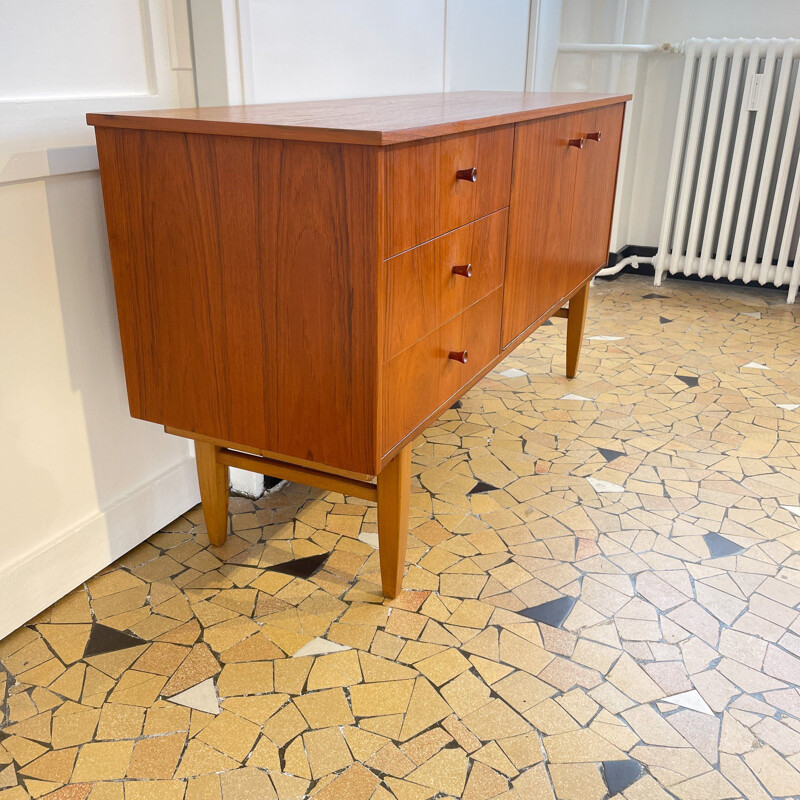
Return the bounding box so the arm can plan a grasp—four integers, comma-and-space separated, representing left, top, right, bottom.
95, 128, 380, 475
383, 209, 508, 360
502, 113, 582, 348
88, 91, 631, 145
381, 288, 502, 455
567, 104, 626, 286
385, 126, 512, 256
95, 128, 272, 445
376, 444, 411, 598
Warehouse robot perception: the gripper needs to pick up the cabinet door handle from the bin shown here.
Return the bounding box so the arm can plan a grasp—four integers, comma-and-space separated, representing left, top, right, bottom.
456, 167, 478, 182
452, 263, 473, 278
448, 350, 469, 364
586, 131, 602, 142
568, 138, 585, 149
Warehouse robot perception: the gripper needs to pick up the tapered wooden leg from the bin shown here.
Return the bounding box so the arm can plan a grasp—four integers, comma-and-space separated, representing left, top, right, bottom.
377, 443, 411, 598
566, 280, 591, 378
195, 441, 230, 546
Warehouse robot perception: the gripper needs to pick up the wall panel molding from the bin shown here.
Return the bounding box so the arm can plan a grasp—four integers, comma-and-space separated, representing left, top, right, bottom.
0, 0, 158, 103
0, 0, 194, 184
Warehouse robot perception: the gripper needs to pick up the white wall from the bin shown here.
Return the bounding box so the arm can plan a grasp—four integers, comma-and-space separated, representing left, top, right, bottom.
556, 0, 800, 249
446, 0, 532, 91
0, 0, 199, 638
531, 0, 564, 91
192, 0, 532, 104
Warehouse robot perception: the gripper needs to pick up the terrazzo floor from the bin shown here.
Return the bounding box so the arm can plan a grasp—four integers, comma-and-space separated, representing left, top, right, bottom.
2, 274, 800, 800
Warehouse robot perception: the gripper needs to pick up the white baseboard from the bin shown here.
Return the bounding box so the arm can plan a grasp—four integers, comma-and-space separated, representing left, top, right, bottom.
229, 466, 266, 499
0, 456, 200, 640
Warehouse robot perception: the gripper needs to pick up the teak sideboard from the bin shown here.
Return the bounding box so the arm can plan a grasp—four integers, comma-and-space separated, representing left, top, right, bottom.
88, 91, 630, 598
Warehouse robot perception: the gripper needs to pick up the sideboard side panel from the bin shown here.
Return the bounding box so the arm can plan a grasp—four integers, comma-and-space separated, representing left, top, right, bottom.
95, 128, 380, 475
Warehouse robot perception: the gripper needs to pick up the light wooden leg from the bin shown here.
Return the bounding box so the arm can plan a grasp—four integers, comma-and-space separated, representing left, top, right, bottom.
195, 441, 230, 546
566, 280, 591, 379
377, 443, 411, 598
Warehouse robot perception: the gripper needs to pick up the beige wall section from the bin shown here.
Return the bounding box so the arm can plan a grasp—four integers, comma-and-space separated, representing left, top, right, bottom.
0, 0, 199, 638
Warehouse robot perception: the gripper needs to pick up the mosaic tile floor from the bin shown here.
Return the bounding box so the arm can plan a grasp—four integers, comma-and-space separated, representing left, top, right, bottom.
2, 274, 800, 800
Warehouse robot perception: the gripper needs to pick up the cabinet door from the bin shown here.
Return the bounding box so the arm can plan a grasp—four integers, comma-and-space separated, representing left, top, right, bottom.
566, 104, 625, 287
501, 113, 581, 348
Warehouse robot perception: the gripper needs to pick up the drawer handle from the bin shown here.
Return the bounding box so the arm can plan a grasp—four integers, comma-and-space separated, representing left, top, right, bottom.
456, 167, 478, 182
452, 263, 473, 278
568, 138, 585, 149
448, 350, 469, 364
586, 131, 602, 142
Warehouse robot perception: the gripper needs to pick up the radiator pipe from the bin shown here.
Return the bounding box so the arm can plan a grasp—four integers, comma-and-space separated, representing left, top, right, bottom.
558, 42, 683, 54
596, 255, 654, 279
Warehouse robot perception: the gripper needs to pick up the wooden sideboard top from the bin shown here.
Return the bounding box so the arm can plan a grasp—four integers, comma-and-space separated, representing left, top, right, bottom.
87, 91, 631, 146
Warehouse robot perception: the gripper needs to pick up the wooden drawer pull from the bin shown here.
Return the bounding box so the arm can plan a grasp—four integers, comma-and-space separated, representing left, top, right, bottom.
568, 138, 585, 149
448, 350, 468, 364
586, 131, 602, 141
456, 167, 478, 182
452, 263, 473, 278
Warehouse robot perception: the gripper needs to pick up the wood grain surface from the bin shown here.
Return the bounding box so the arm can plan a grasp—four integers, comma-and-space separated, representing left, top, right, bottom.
382, 210, 508, 360
92, 92, 628, 600
566, 104, 626, 288
382, 288, 503, 455
376, 443, 412, 598
385, 125, 513, 256
93, 95, 627, 478
502, 112, 582, 348
88, 91, 631, 146
195, 441, 230, 546
95, 127, 381, 474
565, 280, 591, 378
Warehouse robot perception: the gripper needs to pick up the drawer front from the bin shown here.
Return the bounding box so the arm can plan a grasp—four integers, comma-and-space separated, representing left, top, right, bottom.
385, 126, 513, 257
381, 288, 502, 454
383, 209, 508, 360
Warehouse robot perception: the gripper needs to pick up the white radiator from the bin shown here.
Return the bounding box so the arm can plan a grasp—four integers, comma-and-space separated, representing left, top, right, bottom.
653, 38, 800, 303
